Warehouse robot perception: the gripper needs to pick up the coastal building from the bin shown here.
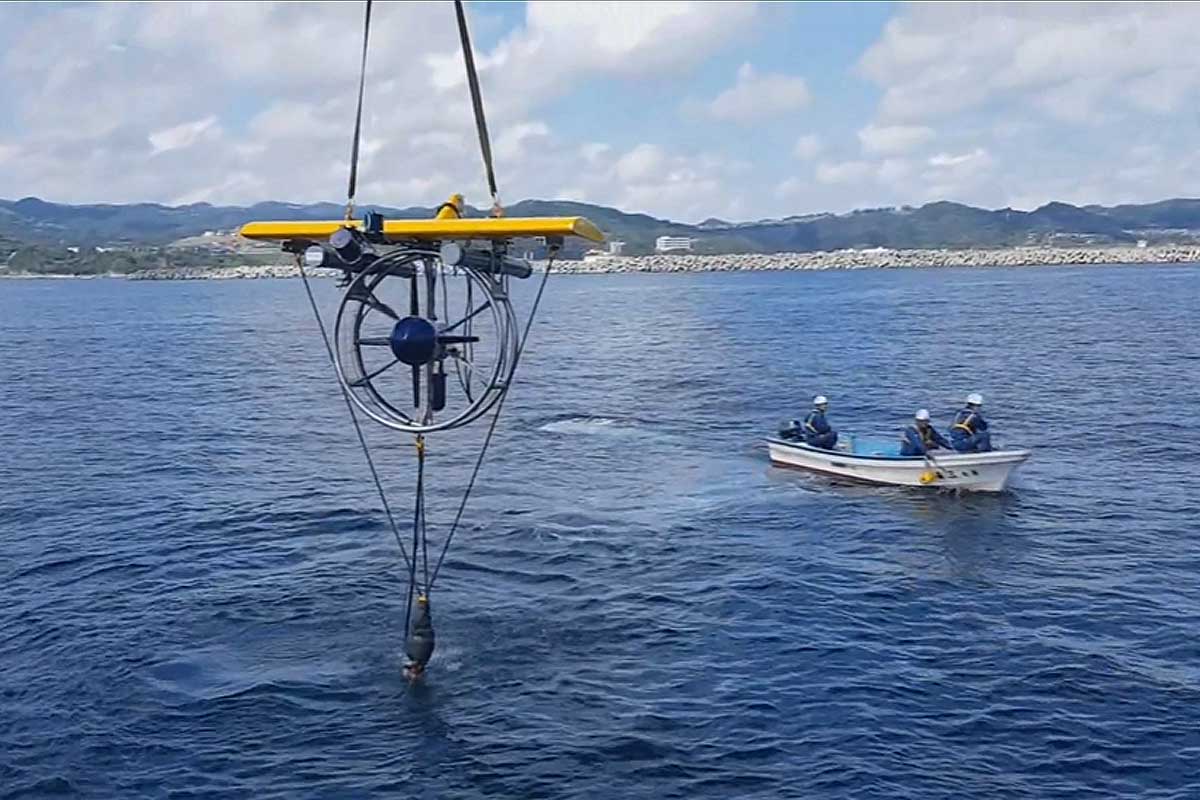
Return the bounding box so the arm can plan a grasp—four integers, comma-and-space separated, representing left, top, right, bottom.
608, 240, 626, 255
655, 236, 693, 253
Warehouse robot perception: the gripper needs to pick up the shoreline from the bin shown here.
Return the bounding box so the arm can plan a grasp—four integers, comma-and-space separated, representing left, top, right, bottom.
3, 244, 1199, 280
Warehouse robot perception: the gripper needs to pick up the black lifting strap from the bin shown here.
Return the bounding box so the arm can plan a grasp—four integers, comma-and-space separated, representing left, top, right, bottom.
454, 0, 500, 214
345, 0, 373, 221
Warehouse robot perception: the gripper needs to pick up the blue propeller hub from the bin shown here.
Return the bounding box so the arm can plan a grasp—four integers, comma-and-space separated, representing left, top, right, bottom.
389, 317, 438, 366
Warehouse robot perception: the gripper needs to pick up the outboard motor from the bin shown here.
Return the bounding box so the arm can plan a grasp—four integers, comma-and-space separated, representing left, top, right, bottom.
778, 419, 803, 441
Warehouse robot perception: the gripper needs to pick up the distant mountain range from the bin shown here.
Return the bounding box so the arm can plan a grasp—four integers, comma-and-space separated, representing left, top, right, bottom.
4, 195, 1200, 257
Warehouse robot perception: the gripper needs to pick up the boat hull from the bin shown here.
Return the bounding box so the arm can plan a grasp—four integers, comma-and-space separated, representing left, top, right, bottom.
766, 437, 1031, 493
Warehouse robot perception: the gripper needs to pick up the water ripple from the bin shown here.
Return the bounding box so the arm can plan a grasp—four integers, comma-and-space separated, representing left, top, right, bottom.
2, 268, 1199, 798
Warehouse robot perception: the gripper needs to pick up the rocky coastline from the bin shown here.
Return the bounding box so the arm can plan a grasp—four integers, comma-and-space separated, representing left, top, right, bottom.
6, 244, 1199, 280
124, 265, 343, 281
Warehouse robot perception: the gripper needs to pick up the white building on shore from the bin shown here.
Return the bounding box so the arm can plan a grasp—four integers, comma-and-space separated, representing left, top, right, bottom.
655, 236, 693, 253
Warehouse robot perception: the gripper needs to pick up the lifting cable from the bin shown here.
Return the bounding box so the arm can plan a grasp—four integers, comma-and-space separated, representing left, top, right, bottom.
428, 249, 556, 590
295, 254, 414, 577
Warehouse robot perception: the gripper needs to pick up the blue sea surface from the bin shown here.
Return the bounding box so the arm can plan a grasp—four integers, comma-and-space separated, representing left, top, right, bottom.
2, 264, 1199, 798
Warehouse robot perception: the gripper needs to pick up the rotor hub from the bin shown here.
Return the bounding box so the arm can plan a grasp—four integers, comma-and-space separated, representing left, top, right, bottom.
390, 316, 438, 366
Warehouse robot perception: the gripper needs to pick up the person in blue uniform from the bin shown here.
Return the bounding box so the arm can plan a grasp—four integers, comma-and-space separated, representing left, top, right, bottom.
949, 392, 992, 452
803, 395, 838, 449
900, 408, 950, 456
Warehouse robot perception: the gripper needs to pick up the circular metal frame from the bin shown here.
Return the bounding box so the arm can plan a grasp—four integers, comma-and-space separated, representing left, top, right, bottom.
333, 246, 520, 434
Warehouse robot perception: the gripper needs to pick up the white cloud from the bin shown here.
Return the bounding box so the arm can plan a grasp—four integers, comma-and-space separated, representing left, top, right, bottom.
0, 0, 768, 219
359, 175, 447, 204
815, 160, 872, 185
246, 102, 345, 144
579, 142, 612, 164
839, 4, 1200, 211
615, 143, 666, 183
1121, 67, 1199, 114
918, 147, 995, 203
793, 134, 821, 160
410, 130, 468, 152
0, 1, 477, 206
563, 142, 748, 222
1032, 78, 1111, 124
775, 177, 806, 199
707, 62, 811, 121
148, 116, 220, 155
992, 118, 1039, 140
876, 158, 912, 184
4, 1, 1200, 222
804, 148, 984, 205
556, 185, 590, 202
998, 135, 1200, 210
494, 121, 550, 162
858, 2, 1200, 124
927, 148, 991, 170
432, 1, 762, 114
857, 123, 934, 155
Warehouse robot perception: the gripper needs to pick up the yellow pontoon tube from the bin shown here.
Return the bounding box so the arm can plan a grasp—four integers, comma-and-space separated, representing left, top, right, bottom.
239, 213, 605, 245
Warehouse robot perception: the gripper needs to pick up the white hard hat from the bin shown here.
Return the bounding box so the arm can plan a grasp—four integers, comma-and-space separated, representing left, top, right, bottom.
813, 395, 828, 406
967, 392, 983, 406
915, 409, 930, 421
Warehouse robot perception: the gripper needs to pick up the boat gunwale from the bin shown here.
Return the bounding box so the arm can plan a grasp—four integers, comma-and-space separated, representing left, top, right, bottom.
764, 437, 1031, 465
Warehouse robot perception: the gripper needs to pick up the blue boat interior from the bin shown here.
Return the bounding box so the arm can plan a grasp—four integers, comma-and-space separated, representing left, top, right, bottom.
844, 437, 904, 457
774, 435, 926, 461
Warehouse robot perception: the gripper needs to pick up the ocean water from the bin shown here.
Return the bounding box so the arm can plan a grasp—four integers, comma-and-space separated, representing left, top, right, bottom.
2, 264, 1198, 799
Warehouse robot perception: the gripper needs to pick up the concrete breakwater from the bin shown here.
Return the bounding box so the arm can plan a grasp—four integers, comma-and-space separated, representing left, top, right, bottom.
118, 244, 1200, 280
562, 244, 1200, 274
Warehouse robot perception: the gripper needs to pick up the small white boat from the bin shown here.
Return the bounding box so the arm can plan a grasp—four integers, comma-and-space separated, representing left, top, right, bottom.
766, 434, 1031, 493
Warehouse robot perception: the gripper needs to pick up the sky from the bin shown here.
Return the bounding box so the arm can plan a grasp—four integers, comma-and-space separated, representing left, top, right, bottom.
1, 1, 1198, 223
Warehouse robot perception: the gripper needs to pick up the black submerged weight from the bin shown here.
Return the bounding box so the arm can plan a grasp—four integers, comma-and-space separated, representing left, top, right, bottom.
405, 595, 435, 669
